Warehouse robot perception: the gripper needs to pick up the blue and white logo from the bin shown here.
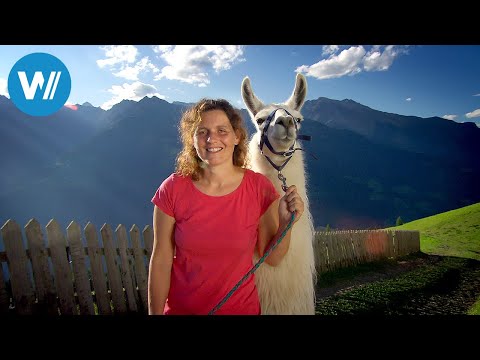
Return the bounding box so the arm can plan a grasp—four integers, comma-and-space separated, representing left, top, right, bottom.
8, 52, 71, 117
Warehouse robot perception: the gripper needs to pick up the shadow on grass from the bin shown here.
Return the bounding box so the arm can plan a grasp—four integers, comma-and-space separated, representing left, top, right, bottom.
315, 252, 480, 315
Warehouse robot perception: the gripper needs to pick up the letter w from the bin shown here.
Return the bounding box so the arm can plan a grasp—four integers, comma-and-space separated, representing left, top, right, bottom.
17, 71, 62, 100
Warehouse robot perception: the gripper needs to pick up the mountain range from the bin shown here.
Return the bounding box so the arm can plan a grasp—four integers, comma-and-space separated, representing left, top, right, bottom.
1, 94, 479, 231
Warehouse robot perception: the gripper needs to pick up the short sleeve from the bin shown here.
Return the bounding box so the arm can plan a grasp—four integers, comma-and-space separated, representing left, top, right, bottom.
257, 173, 280, 216
151, 174, 175, 217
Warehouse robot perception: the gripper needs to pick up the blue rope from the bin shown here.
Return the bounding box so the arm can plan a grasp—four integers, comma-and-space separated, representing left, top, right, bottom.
208, 212, 296, 315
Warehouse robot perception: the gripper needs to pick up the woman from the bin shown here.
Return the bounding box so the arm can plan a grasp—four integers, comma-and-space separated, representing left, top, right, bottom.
147, 98, 304, 315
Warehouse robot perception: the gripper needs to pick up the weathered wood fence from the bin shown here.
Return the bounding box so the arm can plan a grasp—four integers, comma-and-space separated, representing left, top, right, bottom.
313, 230, 420, 274
0, 219, 420, 315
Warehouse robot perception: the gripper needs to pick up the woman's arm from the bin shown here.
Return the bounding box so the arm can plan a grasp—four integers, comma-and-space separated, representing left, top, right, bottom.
257, 185, 304, 266
147, 205, 176, 314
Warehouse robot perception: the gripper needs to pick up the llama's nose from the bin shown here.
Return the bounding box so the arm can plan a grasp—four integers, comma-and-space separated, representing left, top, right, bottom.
278, 116, 294, 128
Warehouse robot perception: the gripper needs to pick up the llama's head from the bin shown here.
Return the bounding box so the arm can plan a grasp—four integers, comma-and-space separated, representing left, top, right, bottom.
241, 73, 307, 156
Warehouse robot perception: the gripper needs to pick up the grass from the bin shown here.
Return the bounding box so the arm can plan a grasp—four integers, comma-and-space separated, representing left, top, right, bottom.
467, 298, 480, 315
387, 202, 480, 261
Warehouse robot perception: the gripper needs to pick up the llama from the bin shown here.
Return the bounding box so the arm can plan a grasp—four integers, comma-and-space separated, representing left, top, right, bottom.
241, 73, 316, 315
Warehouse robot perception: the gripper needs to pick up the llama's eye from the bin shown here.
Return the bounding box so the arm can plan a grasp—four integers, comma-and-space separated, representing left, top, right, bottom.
256, 118, 265, 125
295, 117, 302, 123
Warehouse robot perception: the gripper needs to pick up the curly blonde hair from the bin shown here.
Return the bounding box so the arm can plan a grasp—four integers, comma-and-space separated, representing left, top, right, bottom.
175, 98, 249, 180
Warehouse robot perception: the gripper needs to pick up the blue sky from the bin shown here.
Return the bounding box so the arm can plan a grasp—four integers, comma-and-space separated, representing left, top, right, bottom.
1, 45, 479, 126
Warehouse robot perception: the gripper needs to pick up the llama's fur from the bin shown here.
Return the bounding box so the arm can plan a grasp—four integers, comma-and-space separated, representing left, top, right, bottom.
242, 73, 316, 315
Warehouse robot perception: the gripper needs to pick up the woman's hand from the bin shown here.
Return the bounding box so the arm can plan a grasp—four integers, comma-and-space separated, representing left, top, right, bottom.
278, 185, 304, 228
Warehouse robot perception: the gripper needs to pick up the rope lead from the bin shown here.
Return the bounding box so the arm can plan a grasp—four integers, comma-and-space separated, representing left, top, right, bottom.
208, 212, 295, 315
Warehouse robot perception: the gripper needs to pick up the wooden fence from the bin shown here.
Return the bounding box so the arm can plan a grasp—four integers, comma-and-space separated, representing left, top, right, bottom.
0, 218, 420, 315
313, 230, 420, 274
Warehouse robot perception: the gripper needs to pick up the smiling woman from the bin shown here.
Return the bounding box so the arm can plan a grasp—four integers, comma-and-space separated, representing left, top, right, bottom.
147, 98, 306, 315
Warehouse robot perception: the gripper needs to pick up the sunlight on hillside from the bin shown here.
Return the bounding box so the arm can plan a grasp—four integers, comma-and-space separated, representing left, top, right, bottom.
387, 202, 480, 261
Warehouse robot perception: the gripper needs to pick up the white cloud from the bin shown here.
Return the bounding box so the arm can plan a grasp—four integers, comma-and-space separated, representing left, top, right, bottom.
364, 45, 407, 71
296, 46, 366, 79
322, 45, 340, 56
97, 46, 158, 81
474, 93, 480, 97
465, 108, 480, 118
442, 114, 457, 120
101, 81, 166, 110
0, 78, 9, 97
297, 45, 409, 80
113, 57, 159, 81
97, 45, 138, 68
406, 97, 412, 102
152, 45, 245, 86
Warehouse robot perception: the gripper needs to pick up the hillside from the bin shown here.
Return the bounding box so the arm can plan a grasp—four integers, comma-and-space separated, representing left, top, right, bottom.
389, 202, 480, 260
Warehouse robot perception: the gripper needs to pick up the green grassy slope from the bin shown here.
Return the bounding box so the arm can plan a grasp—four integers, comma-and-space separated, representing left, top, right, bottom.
388, 202, 480, 261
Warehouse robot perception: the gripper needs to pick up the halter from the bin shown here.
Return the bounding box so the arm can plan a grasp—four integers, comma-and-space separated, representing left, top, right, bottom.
259, 107, 311, 191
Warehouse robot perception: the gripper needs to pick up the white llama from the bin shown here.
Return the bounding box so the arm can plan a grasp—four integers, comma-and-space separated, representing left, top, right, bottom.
241, 73, 316, 315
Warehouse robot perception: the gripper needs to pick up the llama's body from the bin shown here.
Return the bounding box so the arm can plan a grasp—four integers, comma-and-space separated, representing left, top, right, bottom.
242, 74, 316, 315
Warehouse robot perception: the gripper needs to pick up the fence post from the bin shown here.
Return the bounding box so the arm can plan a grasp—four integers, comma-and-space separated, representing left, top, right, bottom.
116, 224, 138, 313
67, 221, 95, 315
101, 224, 127, 314
130, 224, 148, 312
1, 219, 35, 314
84, 222, 111, 315
25, 219, 57, 315
46, 219, 76, 315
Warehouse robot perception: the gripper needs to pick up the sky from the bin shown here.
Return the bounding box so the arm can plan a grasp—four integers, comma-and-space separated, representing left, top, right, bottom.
1, 45, 480, 126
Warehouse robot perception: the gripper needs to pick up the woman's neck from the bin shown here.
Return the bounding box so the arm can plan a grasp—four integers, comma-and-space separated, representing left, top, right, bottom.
194, 164, 245, 196
199, 164, 240, 185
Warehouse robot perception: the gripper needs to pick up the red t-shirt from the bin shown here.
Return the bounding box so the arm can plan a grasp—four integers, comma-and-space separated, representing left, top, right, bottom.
151, 169, 279, 315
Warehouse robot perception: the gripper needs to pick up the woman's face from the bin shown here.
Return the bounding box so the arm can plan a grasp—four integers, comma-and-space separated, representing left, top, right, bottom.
193, 109, 239, 168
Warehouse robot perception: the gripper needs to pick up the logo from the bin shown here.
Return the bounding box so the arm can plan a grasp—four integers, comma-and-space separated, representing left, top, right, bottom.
8, 52, 71, 117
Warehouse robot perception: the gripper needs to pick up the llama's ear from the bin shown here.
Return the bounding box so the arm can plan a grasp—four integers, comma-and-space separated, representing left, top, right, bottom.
285, 73, 307, 111
241, 76, 264, 117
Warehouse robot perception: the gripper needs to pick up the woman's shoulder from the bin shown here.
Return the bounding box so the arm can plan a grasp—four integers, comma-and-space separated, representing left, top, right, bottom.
244, 168, 275, 187
160, 172, 191, 189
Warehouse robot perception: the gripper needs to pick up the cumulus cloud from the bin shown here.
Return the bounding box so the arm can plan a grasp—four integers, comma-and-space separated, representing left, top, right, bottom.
363, 45, 407, 71
442, 115, 457, 120
152, 45, 245, 86
97, 45, 138, 68
322, 45, 340, 56
113, 57, 159, 81
97, 46, 158, 81
296, 45, 409, 80
406, 97, 412, 102
101, 81, 166, 110
0, 78, 9, 97
465, 109, 480, 118
296, 46, 366, 79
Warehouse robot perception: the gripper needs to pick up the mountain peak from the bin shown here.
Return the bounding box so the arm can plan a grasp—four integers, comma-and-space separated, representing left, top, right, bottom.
82, 102, 94, 107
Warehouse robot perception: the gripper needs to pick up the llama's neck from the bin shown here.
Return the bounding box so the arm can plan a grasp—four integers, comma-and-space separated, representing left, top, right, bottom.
249, 132, 307, 199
